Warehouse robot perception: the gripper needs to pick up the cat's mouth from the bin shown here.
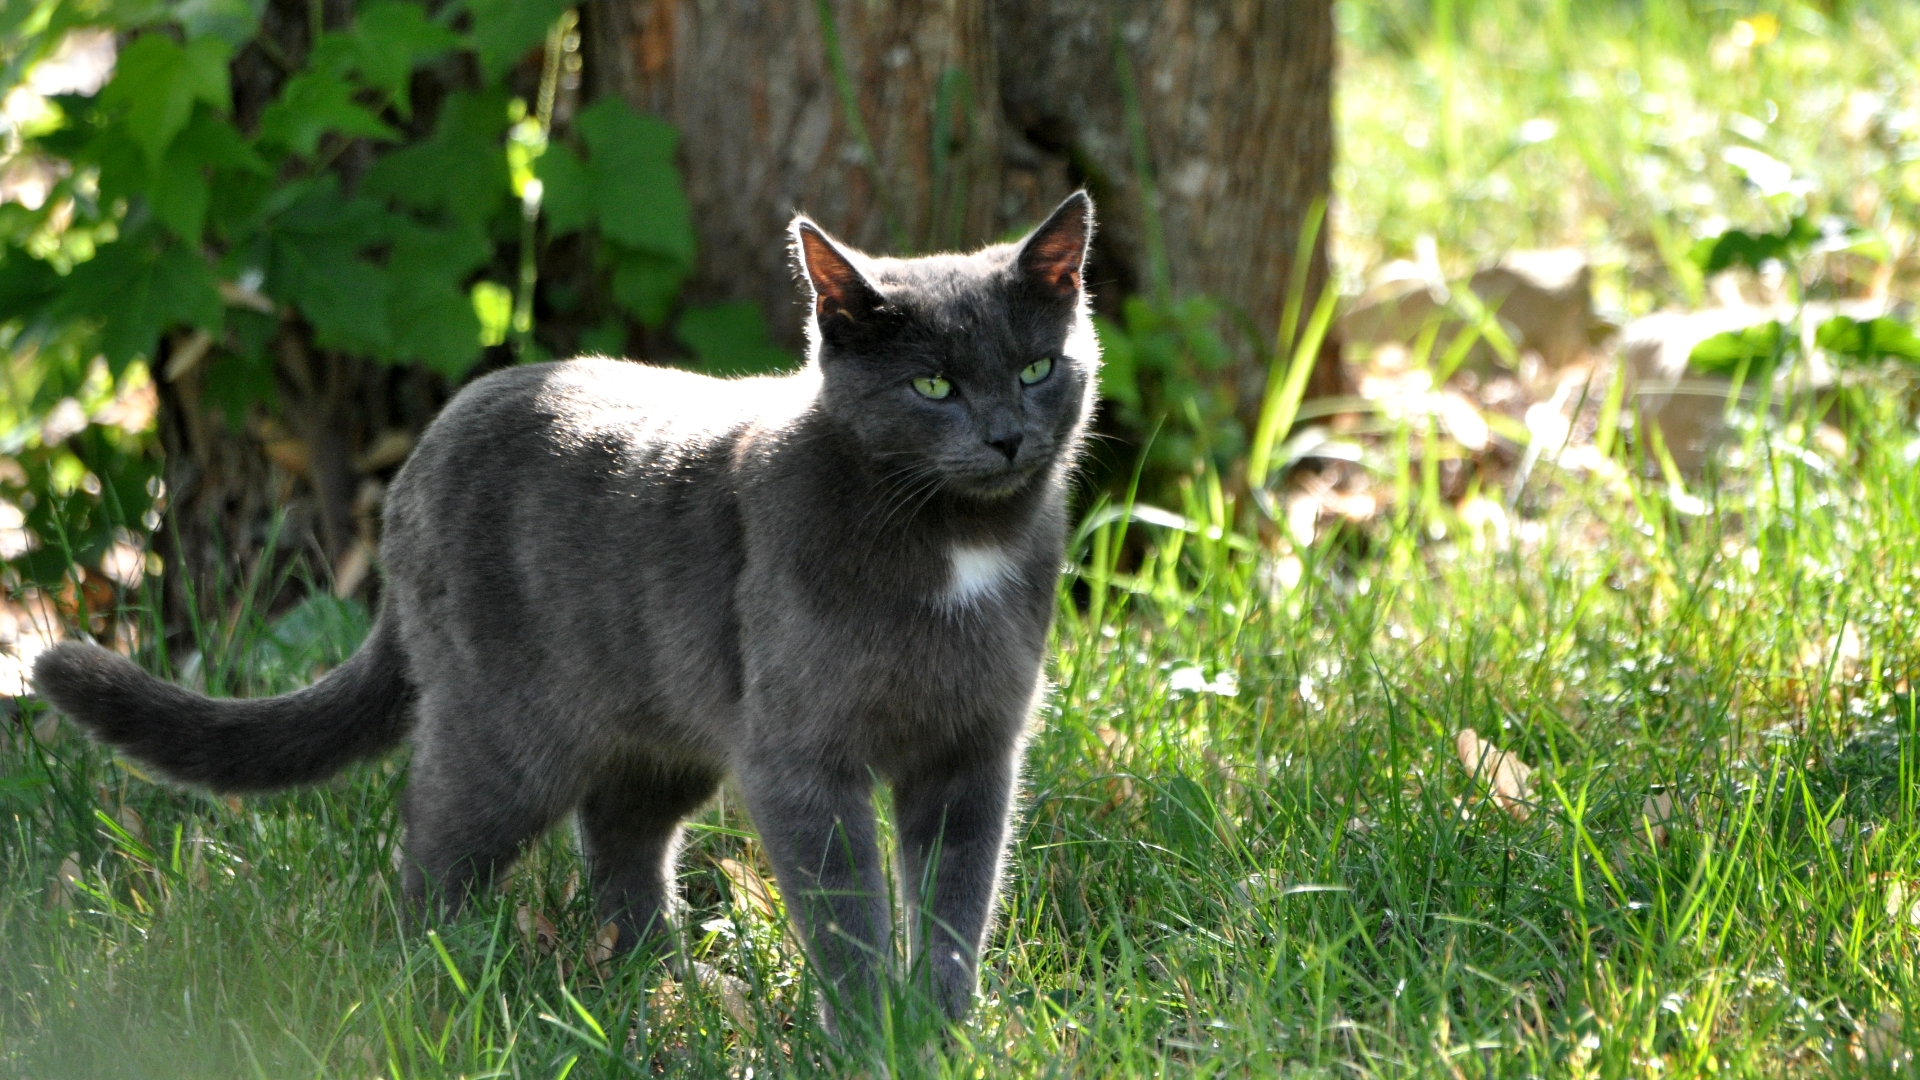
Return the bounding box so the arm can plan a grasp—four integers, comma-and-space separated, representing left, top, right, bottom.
947, 460, 1043, 499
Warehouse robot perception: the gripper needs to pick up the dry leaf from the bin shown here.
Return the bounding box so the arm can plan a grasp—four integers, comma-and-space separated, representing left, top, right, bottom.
224, 795, 244, 815
717, 856, 777, 920
586, 921, 621, 979
1097, 775, 1137, 818
1454, 728, 1534, 820
561, 869, 580, 906
515, 904, 560, 955
691, 960, 754, 1029
1639, 793, 1675, 848
31, 709, 60, 744
1873, 875, 1920, 927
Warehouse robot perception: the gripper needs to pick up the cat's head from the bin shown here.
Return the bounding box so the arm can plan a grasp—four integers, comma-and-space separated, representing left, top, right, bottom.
790, 193, 1099, 501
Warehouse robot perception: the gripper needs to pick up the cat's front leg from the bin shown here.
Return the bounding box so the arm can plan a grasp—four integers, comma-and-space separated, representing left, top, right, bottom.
737, 753, 890, 1026
893, 749, 1020, 1021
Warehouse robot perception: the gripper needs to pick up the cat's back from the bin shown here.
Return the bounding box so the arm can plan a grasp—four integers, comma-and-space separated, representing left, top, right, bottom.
381, 358, 810, 730
423, 357, 805, 459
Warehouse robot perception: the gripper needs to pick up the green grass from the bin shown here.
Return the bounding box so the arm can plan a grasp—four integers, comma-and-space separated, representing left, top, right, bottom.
5, 381, 1919, 1079
7, 3, 1920, 1077
1336, 0, 1920, 312
1, 382, 1914, 1077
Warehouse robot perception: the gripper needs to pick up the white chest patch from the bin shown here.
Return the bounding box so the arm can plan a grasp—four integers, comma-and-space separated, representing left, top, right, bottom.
945, 545, 1017, 607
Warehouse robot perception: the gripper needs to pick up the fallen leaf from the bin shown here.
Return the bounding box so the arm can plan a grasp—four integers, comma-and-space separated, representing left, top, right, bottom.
717, 856, 777, 920
31, 709, 60, 744
586, 921, 620, 979
1639, 792, 1675, 848
560, 869, 580, 906
690, 959, 754, 1029
1455, 728, 1534, 820
515, 904, 560, 955
1873, 874, 1920, 927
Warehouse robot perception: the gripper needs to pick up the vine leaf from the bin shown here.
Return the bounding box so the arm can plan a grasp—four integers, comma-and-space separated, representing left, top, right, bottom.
51, 236, 225, 371
258, 70, 401, 157
101, 35, 233, 167
463, 0, 572, 80
574, 100, 696, 265
351, 1, 462, 116
363, 89, 511, 224
176, 0, 270, 45
677, 302, 798, 376
1816, 315, 1920, 364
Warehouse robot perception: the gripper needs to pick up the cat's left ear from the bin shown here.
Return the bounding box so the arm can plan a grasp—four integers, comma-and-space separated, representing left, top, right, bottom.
791, 217, 884, 326
1016, 191, 1094, 299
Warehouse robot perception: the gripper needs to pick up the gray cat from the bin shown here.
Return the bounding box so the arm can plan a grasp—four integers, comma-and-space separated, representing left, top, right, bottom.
33, 192, 1098, 1026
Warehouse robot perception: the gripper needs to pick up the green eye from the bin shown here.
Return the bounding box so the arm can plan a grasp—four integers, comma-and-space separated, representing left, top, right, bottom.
913, 376, 953, 400
1020, 357, 1054, 385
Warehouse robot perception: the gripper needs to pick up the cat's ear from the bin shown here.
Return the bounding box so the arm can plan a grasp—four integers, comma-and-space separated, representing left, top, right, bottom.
1016, 191, 1094, 299
791, 218, 883, 326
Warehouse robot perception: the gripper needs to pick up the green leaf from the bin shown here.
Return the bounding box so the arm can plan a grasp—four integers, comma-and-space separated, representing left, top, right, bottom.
258, 70, 401, 157
1688, 217, 1818, 276
352, 1, 461, 116
463, 0, 571, 80
388, 271, 482, 376
263, 183, 398, 354
175, 0, 269, 45
387, 219, 490, 280
172, 109, 270, 174
1688, 320, 1786, 376
533, 143, 591, 235
102, 34, 232, 167
271, 231, 391, 355
0, 252, 67, 321
1815, 315, 1920, 364
610, 250, 686, 327
675, 302, 797, 376
576, 99, 695, 265
51, 236, 224, 370
149, 143, 210, 239
363, 90, 510, 224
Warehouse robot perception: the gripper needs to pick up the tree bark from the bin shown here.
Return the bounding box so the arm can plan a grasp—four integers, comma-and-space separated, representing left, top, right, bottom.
995, 0, 1340, 406
588, 0, 1011, 348
591, 0, 1338, 394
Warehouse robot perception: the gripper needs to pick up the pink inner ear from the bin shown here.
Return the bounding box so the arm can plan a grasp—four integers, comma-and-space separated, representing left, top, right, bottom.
1023, 204, 1090, 296
799, 227, 865, 315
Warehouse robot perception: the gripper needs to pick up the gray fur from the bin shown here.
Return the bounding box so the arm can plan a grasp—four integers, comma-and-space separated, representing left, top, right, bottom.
33, 192, 1098, 1026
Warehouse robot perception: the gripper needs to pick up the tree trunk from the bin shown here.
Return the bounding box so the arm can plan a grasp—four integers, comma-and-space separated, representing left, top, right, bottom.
590, 0, 1338, 394
588, 0, 1011, 348
995, 0, 1340, 407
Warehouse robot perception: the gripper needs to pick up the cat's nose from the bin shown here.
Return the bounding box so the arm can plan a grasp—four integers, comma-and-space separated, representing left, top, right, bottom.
986, 432, 1024, 462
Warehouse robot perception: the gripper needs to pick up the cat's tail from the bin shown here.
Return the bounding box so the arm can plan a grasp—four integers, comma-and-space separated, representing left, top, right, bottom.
31, 614, 416, 793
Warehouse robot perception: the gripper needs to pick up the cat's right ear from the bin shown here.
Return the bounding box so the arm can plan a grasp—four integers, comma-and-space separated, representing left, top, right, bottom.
791, 218, 883, 327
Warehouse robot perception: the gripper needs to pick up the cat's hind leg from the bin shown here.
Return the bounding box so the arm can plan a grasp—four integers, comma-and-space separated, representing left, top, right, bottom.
399, 695, 578, 920
578, 760, 721, 954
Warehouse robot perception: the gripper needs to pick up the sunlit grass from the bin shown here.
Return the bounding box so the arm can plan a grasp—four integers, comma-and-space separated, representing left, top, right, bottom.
1336, 0, 1920, 313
